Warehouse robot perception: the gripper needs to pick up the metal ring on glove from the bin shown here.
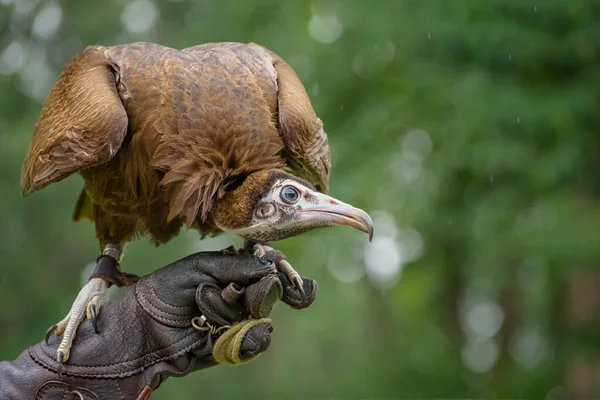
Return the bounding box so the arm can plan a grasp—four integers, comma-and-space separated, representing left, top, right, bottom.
192, 315, 231, 335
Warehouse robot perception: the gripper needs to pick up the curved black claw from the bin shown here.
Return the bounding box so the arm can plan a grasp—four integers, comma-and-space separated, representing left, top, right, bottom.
292, 276, 306, 298
56, 351, 64, 380
45, 324, 57, 345
89, 304, 98, 334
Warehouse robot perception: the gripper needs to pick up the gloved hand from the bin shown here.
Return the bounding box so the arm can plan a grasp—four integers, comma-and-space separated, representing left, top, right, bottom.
0, 249, 317, 399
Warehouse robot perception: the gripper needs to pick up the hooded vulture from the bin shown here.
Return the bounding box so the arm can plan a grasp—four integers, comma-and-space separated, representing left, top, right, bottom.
21, 42, 373, 365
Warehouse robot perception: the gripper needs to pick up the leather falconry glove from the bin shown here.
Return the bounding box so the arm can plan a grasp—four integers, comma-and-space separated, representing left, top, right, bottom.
0, 249, 317, 400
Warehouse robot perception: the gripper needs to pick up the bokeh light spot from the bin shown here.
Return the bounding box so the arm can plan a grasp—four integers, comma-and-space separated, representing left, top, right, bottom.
461, 337, 499, 373
509, 326, 547, 369
461, 297, 504, 338
401, 129, 432, 160
0, 40, 26, 75
121, 0, 159, 34
32, 2, 62, 39
308, 13, 342, 44
363, 211, 423, 290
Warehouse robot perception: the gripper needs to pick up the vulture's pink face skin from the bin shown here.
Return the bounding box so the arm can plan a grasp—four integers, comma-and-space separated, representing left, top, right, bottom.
225, 178, 374, 243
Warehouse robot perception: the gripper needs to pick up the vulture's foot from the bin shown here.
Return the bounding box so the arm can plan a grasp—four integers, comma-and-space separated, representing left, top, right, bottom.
44, 244, 137, 373
252, 243, 306, 297
46, 277, 109, 370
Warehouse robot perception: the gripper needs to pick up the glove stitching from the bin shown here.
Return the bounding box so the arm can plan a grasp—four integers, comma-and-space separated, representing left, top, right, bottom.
137, 291, 190, 323
136, 283, 197, 324
33, 331, 200, 368
30, 332, 207, 378
116, 378, 123, 400
148, 278, 194, 310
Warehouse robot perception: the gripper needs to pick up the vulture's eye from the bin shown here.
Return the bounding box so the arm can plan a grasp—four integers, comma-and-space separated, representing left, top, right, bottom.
280, 186, 300, 204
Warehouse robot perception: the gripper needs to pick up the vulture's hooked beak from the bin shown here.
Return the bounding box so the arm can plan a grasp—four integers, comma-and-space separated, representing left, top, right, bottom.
299, 193, 374, 241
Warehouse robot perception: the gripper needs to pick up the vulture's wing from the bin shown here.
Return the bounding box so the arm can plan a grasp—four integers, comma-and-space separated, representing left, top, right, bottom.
267, 48, 331, 194
20, 46, 128, 196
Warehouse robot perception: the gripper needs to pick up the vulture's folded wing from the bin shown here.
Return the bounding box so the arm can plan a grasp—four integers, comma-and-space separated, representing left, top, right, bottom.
20, 46, 128, 196
263, 47, 331, 194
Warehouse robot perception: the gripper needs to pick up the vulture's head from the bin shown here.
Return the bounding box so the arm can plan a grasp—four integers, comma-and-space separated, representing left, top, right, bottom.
211, 169, 373, 243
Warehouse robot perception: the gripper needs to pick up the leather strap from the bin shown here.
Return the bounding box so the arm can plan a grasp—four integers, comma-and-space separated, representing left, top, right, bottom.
90, 255, 140, 287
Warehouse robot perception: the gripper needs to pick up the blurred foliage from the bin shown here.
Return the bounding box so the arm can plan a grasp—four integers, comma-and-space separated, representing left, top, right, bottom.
1, 0, 600, 398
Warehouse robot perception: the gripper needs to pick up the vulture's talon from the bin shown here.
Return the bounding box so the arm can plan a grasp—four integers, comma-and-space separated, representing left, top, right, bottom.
89, 304, 98, 333
56, 351, 65, 379
292, 275, 306, 298
45, 324, 57, 345
253, 243, 306, 298
277, 258, 303, 289
252, 244, 305, 296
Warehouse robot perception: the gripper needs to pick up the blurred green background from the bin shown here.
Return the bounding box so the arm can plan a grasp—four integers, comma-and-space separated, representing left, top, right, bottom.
1, 0, 599, 398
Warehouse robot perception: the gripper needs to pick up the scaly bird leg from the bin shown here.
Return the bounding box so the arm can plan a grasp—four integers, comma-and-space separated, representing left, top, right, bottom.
45, 244, 135, 374
252, 243, 305, 297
